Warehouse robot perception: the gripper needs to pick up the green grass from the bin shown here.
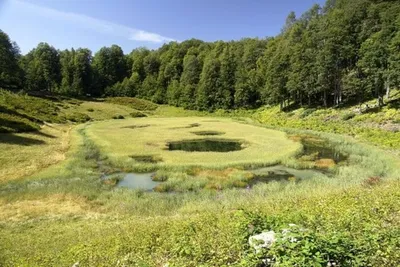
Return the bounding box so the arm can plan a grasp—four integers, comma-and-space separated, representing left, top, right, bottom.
106, 97, 158, 111
85, 117, 301, 170
252, 105, 400, 150
62, 101, 138, 121
0, 90, 64, 133
1, 93, 400, 266
0, 124, 71, 182
0, 90, 158, 133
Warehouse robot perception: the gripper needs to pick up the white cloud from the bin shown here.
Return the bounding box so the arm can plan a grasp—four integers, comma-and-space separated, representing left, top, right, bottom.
130, 30, 175, 43
12, 0, 176, 43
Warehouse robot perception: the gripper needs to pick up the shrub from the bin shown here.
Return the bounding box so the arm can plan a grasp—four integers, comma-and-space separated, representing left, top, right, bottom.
266, 226, 362, 266
299, 108, 316, 118
112, 115, 125, 119
65, 112, 91, 123
130, 110, 147, 118
342, 112, 356, 121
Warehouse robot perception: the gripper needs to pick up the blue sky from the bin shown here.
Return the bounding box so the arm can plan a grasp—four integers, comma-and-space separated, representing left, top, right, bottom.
0, 0, 325, 54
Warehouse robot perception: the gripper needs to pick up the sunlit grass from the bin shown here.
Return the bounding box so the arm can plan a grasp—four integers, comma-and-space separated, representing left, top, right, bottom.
0, 97, 400, 266
62, 101, 137, 121
0, 124, 71, 183
86, 117, 301, 170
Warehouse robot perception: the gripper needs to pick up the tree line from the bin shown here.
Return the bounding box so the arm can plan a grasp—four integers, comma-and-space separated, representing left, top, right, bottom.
1, 0, 400, 111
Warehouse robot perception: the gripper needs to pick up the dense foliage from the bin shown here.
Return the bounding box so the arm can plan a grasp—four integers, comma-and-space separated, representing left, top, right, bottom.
1, 0, 400, 111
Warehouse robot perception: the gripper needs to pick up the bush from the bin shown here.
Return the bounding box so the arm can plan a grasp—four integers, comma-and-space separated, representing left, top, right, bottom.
299, 108, 316, 118
342, 112, 356, 121
130, 110, 147, 118
266, 226, 362, 266
112, 115, 125, 119
65, 112, 90, 123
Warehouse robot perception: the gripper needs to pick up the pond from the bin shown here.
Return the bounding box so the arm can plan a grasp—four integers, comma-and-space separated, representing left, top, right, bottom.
104, 135, 347, 191
250, 165, 325, 185
294, 135, 348, 166
115, 172, 161, 190
167, 139, 243, 152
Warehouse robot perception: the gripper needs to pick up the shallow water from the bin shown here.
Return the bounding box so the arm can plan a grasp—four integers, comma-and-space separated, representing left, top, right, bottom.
167, 139, 243, 152
251, 165, 325, 184
302, 140, 347, 163
110, 135, 345, 190
116, 173, 160, 190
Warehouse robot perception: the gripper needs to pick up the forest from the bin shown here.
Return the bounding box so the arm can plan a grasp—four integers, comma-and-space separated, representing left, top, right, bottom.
1, 0, 400, 111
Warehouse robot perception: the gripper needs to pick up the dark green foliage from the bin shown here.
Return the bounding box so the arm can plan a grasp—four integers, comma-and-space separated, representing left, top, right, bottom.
21, 42, 61, 93
2, 0, 400, 111
58, 48, 92, 96
0, 30, 24, 90
91, 45, 128, 96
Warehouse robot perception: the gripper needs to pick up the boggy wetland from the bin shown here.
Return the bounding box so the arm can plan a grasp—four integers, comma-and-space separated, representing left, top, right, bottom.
1, 95, 399, 266
2, 0, 400, 265
98, 118, 349, 192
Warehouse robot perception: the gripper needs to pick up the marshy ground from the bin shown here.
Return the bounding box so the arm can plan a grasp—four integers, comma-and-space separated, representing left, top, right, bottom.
0, 93, 399, 266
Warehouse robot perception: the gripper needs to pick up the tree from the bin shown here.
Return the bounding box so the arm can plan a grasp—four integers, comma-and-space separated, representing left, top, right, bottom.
358, 29, 391, 107
22, 42, 60, 92
92, 45, 127, 96
218, 44, 236, 109
59, 48, 92, 96
180, 53, 202, 109
4, 0, 400, 110
196, 56, 221, 111
139, 74, 158, 101
130, 47, 150, 81
0, 30, 23, 90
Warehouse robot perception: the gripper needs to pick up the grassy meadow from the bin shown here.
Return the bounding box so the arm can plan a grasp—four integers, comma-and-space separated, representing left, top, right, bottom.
0, 92, 399, 266
86, 117, 301, 168
0, 124, 71, 182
